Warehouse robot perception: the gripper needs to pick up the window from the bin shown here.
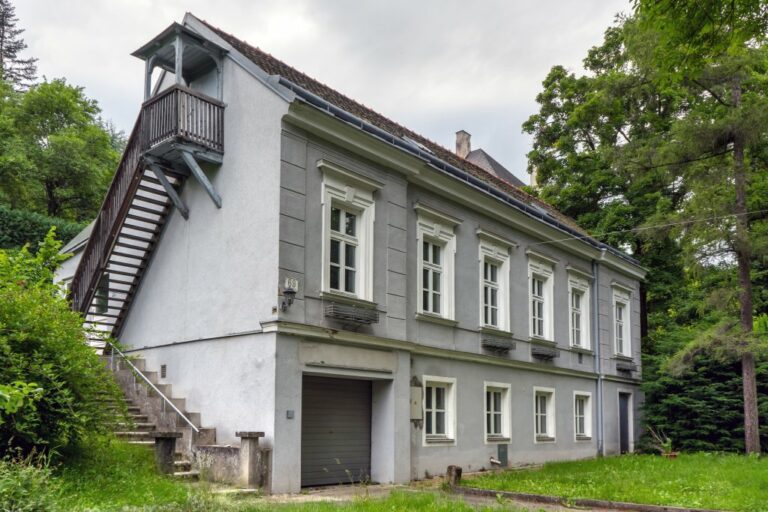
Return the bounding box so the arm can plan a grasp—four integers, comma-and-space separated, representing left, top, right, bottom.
416, 204, 459, 320
568, 270, 591, 349
94, 275, 109, 315
484, 382, 511, 442
320, 160, 381, 302
422, 241, 443, 314
528, 253, 554, 340
533, 387, 555, 441
612, 284, 632, 357
478, 231, 513, 331
423, 376, 456, 444
574, 392, 592, 440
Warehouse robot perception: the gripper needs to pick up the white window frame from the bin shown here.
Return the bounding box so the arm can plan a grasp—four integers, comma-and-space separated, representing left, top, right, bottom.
416, 204, 459, 321
533, 386, 556, 442
484, 381, 511, 443
478, 230, 513, 331
612, 285, 632, 357
422, 375, 457, 446
573, 391, 592, 441
422, 240, 444, 315
319, 160, 382, 302
567, 271, 591, 349
528, 255, 554, 341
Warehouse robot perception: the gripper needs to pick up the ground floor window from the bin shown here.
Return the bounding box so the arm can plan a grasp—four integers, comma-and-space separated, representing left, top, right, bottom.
485, 382, 511, 442
574, 392, 592, 440
533, 387, 555, 442
423, 376, 456, 444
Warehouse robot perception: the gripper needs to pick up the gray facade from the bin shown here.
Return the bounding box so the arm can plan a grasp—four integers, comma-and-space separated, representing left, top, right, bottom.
59, 13, 645, 494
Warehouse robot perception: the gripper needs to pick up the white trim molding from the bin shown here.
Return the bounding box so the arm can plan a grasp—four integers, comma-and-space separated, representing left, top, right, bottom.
319, 160, 381, 302
417, 204, 458, 320
484, 381, 512, 444
478, 235, 512, 332
528, 255, 555, 341
612, 284, 632, 357
573, 390, 593, 441
568, 271, 591, 349
422, 375, 457, 446
533, 386, 556, 443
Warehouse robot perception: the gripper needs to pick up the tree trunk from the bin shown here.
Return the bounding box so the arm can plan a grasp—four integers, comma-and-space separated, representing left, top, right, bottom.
731, 79, 760, 454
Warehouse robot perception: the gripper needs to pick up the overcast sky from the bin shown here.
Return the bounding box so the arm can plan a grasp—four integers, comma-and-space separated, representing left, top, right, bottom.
16, 0, 631, 182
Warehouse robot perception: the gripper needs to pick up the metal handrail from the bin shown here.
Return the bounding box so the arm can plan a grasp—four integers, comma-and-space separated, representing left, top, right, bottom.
107, 341, 199, 433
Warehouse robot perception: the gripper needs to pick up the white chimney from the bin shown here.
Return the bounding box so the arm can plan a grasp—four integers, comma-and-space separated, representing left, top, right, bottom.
455, 130, 471, 159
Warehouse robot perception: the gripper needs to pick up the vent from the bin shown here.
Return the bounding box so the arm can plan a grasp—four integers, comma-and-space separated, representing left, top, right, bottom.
160, 364, 167, 378
616, 360, 638, 373
531, 345, 558, 360
481, 336, 516, 353
324, 302, 379, 325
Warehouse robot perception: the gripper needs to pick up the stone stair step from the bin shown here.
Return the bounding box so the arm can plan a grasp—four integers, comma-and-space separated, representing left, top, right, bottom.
174, 460, 192, 472
126, 440, 154, 447
115, 431, 153, 442
129, 414, 149, 422
172, 470, 199, 481
117, 422, 156, 432
126, 406, 141, 414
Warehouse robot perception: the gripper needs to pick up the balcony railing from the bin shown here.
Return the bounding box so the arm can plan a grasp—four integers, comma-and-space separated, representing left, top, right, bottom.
140, 84, 225, 154
71, 85, 224, 315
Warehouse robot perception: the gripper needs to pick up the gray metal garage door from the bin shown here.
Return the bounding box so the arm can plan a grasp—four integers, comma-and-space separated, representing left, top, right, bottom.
301, 375, 371, 486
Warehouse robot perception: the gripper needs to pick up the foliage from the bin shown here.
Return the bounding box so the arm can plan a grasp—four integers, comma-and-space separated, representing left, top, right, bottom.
466, 453, 768, 511
0, 381, 41, 416
0, 229, 123, 456
0, 78, 120, 221
0, 456, 61, 512
0, 0, 36, 89
0, 204, 86, 250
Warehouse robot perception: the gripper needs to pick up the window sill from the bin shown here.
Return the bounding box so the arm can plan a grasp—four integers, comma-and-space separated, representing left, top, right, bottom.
529, 336, 557, 347
415, 312, 458, 327
319, 291, 378, 310
575, 435, 592, 442
479, 325, 514, 338
425, 436, 455, 445
535, 435, 556, 443
613, 354, 634, 361
570, 346, 594, 355
485, 436, 511, 444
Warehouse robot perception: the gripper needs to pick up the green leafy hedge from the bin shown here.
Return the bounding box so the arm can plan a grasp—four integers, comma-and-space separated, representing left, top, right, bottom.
0, 206, 85, 250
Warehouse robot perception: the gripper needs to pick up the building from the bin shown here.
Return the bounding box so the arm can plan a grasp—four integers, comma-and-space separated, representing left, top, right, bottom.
57, 14, 646, 493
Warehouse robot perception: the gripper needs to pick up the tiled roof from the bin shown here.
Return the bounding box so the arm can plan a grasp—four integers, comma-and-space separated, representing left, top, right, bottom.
466, 149, 526, 188
198, 18, 587, 235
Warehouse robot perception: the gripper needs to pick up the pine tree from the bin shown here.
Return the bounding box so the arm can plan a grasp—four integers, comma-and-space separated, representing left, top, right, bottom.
0, 0, 36, 88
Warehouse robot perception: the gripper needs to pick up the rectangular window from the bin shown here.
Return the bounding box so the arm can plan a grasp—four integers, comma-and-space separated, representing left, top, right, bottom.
422, 241, 443, 315
329, 206, 357, 294
483, 261, 499, 327
534, 388, 555, 441
574, 393, 592, 439
484, 382, 510, 442
571, 290, 583, 347
94, 275, 109, 315
615, 302, 626, 355
531, 277, 545, 337
423, 376, 456, 444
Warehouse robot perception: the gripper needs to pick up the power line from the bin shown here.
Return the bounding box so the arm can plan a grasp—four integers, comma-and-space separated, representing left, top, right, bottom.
531, 208, 768, 247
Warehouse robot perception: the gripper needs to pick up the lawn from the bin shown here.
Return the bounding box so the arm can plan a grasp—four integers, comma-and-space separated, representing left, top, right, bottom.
464, 453, 768, 511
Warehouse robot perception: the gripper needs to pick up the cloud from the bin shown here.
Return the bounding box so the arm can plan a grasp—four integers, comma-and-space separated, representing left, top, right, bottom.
16, 0, 630, 181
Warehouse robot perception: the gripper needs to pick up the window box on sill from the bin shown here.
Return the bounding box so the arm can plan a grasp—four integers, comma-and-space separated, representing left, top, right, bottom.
535, 435, 555, 443
570, 346, 594, 355
319, 291, 379, 310
425, 436, 455, 445
415, 312, 458, 327
575, 435, 592, 442
485, 436, 511, 444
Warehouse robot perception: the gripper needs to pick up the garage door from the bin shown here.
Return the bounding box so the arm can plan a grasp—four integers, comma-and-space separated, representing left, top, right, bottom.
301, 375, 371, 486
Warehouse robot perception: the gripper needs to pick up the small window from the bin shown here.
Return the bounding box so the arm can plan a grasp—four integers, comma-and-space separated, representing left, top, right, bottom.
329, 206, 358, 294
94, 275, 109, 315
571, 290, 583, 346
531, 276, 545, 337
422, 241, 443, 314
574, 393, 592, 439
533, 387, 555, 442
483, 261, 500, 327
614, 301, 631, 356
484, 382, 511, 442
423, 376, 456, 444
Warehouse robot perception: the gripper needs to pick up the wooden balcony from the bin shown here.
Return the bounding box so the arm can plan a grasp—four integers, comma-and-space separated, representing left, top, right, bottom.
70, 84, 225, 321
140, 84, 225, 161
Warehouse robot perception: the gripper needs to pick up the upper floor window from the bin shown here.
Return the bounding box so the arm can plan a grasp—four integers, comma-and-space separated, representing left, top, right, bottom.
528, 252, 555, 340
416, 203, 460, 320
478, 230, 513, 331
567, 269, 591, 349
612, 284, 633, 357
319, 160, 382, 302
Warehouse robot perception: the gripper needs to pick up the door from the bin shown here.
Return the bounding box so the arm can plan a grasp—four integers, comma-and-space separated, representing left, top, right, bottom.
619, 392, 631, 454
301, 375, 372, 486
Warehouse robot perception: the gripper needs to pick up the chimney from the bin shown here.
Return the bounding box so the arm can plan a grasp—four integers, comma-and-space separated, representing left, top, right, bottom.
455, 130, 471, 159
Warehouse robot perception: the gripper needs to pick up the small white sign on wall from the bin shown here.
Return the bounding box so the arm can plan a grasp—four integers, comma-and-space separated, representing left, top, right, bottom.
284, 276, 299, 292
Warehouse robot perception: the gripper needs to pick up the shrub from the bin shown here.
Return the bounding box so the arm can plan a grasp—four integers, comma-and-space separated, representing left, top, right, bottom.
0, 229, 123, 457
0, 205, 86, 250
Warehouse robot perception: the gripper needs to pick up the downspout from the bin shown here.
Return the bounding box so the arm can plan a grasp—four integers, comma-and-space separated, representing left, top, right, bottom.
593, 255, 605, 456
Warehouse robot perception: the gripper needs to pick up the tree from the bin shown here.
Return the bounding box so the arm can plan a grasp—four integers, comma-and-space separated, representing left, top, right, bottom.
634, 0, 768, 454
0, 0, 36, 89
5, 79, 120, 220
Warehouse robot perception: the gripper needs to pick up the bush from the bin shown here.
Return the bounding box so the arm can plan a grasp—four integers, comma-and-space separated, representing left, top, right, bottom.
0, 205, 85, 250
0, 457, 61, 512
0, 229, 123, 457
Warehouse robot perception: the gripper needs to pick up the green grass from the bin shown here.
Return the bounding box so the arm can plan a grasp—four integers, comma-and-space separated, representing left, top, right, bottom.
465, 453, 768, 511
